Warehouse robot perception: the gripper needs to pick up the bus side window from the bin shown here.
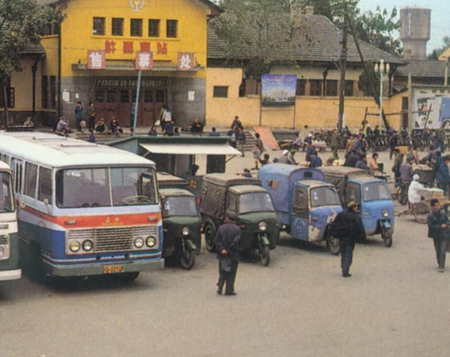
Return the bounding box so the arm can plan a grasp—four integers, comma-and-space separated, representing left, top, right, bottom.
38, 167, 52, 203
24, 162, 38, 198
11, 158, 23, 194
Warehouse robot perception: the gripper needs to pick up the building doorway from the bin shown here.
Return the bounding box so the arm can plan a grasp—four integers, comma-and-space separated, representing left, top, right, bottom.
94, 77, 167, 127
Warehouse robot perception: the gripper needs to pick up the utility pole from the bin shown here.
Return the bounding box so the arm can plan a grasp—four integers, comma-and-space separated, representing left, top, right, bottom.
346, 12, 390, 129
337, 7, 348, 132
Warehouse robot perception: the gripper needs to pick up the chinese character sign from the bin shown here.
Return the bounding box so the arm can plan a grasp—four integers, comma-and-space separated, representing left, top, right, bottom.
177, 53, 195, 71
87, 50, 105, 70
261, 74, 297, 106
135, 51, 153, 70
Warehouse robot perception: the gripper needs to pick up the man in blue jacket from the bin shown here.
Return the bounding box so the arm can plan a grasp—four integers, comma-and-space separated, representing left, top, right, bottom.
437, 156, 450, 197
427, 199, 450, 272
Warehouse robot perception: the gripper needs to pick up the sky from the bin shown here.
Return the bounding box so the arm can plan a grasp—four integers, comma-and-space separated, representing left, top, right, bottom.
358, 0, 450, 54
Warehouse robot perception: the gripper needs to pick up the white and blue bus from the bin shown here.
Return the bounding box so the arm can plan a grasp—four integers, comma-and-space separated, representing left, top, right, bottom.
0, 132, 163, 281
0, 161, 21, 281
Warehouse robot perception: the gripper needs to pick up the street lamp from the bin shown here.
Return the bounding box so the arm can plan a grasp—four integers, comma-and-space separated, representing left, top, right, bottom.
374, 60, 390, 129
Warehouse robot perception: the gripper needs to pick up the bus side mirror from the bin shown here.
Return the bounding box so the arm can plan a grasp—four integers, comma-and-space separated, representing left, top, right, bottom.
19, 199, 26, 209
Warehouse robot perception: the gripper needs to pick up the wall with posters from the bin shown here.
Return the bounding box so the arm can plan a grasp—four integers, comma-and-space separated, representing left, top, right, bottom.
206, 67, 403, 130
39, 0, 218, 127
410, 86, 450, 129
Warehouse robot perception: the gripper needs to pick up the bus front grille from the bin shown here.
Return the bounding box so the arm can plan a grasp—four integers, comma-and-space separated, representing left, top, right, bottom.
67, 226, 158, 253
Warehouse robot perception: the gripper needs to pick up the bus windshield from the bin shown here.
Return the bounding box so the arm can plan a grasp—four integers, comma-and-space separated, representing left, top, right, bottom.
239, 192, 274, 214
56, 167, 158, 208
0, 172, 13, 213
310, 186, 341, 208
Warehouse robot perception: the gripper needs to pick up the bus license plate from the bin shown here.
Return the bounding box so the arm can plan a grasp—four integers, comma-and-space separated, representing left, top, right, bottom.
103, 265, 124, 274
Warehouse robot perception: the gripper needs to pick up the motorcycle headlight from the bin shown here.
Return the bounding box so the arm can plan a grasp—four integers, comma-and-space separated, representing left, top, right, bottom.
82, 240, 93, 252
146, 236, 157, 248
182, 226, 190, 236
134, 237, 145, 248
258, 221, 267, 231
69, 241, 81, 253
382, 209, 389, 218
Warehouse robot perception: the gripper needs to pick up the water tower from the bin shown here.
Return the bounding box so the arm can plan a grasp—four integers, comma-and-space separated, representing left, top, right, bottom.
400, 7, 431, 60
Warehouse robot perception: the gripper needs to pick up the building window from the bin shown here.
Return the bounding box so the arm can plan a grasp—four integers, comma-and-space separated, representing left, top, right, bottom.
325, 80, 338, 96
50, 76, 56, 109
93, 17, 105, 35
149, 19, 160, 37
156, 90, 165, 103
130, 19, 143, 37
345, 80, 354, 97
112, 18, 124, 36
144, 89, 153, 103
166, 20, 178, 38
296, 79, 306, 96
213, 86, 228, 98
0, 87, 14, 108
95, 89, 104, 103
309, 80, 322, 96
107, 90, 116, 103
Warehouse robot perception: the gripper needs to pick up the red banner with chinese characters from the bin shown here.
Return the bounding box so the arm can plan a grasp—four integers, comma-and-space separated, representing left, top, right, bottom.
135, 51, 154, 70
177, 52, 195, 71
87, 50, 106, 70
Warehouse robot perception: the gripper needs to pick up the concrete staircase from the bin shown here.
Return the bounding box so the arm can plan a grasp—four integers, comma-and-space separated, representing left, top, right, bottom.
74, 129, 257, 151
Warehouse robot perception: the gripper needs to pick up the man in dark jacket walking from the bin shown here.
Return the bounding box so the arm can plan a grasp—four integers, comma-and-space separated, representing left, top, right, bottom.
427, 199, 450, 272
332, 201, 365, 277
216, 213, 241, 295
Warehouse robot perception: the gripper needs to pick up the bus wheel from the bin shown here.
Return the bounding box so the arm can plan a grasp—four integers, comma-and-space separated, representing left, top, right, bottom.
204, 224, 216, 252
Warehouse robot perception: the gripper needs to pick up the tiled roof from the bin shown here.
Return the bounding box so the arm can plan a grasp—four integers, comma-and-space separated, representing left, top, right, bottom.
208, 14, 404, 65
37, 0, 222, 13
20, 43, 46, 56
396, 59, 448, 78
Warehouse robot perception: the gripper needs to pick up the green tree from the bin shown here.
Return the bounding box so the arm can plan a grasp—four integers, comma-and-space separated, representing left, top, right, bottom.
428, 36, 450, 60
0, 0, 63, 125
211, 0, 307, 79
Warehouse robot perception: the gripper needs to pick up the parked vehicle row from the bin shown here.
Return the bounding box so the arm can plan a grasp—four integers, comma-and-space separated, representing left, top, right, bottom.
0, 131, 397, 285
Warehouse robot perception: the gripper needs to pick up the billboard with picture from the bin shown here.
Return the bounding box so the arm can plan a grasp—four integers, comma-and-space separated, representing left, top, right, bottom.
412, 87, 450, 128
261, 74, 297, 106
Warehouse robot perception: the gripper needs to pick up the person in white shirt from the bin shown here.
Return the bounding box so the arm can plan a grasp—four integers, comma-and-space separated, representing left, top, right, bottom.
408, 174, 430, 204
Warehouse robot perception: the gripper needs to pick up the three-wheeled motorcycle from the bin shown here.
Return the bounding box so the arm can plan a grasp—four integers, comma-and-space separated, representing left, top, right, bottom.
258, 164, 343, 254
159, 188, 201, 269
199, 174, 278, 266
319, 166, 395, 247
157, 172, 201, 269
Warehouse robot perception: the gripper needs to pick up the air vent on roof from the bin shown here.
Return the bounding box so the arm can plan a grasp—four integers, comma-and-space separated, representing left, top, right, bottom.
33, 136, 68, 141
60, 143, 97, 147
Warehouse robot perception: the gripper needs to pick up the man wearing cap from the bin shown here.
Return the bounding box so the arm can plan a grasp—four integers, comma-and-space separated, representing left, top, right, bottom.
427, 199, 450, 272
216, 213, 241, 295
408, 174, 430, 205
278, 150, 290, 164
331, 201, 365, 277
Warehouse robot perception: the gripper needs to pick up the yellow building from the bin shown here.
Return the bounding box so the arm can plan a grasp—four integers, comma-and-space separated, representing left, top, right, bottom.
207, 9, 406, 130
38, 0, 221, 127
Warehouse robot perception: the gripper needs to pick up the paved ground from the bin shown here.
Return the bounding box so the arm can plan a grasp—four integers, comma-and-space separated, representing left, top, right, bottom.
1, 149, 449, 357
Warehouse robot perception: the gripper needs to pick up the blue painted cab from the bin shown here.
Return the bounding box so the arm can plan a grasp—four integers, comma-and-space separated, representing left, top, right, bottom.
258, 164, 343, 250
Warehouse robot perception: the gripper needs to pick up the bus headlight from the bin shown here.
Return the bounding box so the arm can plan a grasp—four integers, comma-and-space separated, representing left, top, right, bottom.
82, 240, 93, 252
258, 222, 267, 231
382, 209, 389, 218
182, 226, 190, 236
69, 241, 81, 253
134, 237, 145, 248
146, 236, 157, 248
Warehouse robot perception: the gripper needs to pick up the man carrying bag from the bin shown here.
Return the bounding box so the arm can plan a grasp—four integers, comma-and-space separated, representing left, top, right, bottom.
216, 213, 241, 296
